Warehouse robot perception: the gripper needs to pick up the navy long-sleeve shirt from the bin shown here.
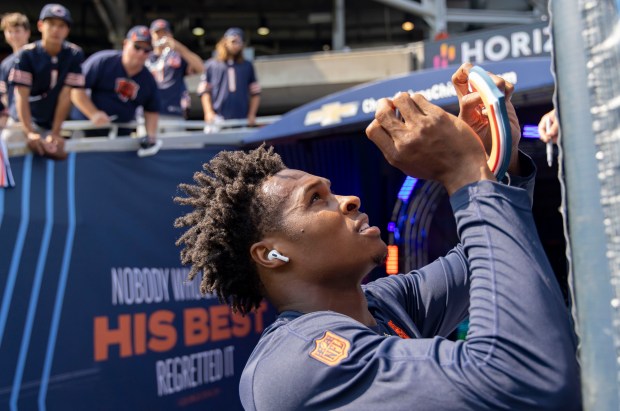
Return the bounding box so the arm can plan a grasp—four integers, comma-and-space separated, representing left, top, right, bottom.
239, 159, 580, 410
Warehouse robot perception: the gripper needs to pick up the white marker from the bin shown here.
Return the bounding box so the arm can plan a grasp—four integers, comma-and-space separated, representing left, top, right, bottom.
546, 116, 553, 167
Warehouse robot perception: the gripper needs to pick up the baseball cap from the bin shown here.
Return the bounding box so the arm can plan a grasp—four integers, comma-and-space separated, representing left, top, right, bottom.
126, 25, 152, 43
150, 19, 171, 33
39, 4, 73, 26
224, 27, 244, 41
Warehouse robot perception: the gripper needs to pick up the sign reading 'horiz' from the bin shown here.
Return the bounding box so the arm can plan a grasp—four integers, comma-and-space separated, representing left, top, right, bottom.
424, 22, 551, 69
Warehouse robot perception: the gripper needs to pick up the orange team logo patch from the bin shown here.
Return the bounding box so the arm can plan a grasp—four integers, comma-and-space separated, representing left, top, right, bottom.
310, 331, 351, 366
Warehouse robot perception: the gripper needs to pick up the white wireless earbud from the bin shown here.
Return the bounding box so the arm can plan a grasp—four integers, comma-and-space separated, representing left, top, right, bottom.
267, 249, 289, 263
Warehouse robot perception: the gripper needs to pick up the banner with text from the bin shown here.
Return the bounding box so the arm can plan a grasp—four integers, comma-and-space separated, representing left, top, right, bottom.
248, 57, 553, 142
0, 148, 277, 410
423, 22, 551, 69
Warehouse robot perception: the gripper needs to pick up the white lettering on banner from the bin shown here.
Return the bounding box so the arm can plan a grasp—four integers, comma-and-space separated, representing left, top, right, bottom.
156, 346, 236, 396
460, 26, 551, 64
485, 35, 511, 61
532, 28, 543, 54
112, 267, 171, 305
500, 71, 517, 86
414, 81, 457, 102
511, 32, 531, 57
362, 98, 378, 114
360, 71, 518, 114
170, 268, 211, 301
111, 267, 219, 305
462, 39, 484, 63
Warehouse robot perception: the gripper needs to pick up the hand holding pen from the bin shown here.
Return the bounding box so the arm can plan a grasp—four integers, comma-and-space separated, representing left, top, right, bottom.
538, 109, 558, 167
545, 116, 553, 167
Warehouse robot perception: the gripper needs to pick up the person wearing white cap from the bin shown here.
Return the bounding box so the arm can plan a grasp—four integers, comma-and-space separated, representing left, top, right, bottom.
198, 27, 261, 133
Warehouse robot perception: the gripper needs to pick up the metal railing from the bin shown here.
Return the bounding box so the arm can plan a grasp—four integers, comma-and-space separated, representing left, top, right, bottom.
2, 115, 281, 157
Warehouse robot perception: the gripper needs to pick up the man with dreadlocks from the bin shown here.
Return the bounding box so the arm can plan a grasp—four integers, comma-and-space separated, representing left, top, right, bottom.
175, 63, 581, 411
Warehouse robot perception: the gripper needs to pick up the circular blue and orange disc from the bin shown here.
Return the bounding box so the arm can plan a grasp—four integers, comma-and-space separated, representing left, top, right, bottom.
467, 66, 512, 181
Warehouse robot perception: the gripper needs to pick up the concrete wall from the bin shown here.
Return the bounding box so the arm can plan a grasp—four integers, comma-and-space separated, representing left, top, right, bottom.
187, 43, 424, 117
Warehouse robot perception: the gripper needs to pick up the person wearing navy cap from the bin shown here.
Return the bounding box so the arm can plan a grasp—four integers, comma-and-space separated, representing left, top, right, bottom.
199, 27, 261, 133
71, 25, 162, 157
146, 18, 203, 129
9, 3, 107, 159
38, 3, 72, 26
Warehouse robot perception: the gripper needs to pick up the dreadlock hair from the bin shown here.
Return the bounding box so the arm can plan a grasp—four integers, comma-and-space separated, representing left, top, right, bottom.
174, 145, 286, 314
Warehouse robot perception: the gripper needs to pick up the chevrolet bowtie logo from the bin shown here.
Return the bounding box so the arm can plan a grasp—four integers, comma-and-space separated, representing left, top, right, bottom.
304, 102, 359, 127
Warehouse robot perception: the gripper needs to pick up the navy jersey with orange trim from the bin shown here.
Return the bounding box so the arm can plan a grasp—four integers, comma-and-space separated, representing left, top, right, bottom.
146, 50, 189, 116
9, 41, 84, 130
197, 58, 260, 120
0, 53, 19, 118
239, 155, 581, 411
71, 50, 160, 123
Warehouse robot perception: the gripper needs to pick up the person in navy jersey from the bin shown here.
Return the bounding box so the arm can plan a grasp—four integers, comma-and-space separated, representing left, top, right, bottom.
0, 12, 30, 186
146, 19, 203, 128
9, 4, 103, 160
0, 12, 30, 130
175, 63, 581, 410
71, 25, 162, 157
198, 27, 261, 133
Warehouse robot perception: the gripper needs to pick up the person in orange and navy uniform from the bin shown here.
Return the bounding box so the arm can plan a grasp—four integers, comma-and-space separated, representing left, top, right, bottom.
176, 63, 582, 411
198, 27, 260, 132
70, 26, 162, 157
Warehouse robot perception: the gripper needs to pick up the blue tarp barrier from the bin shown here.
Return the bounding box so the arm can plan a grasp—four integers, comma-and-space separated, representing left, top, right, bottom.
247, 58, 553, 143
0, 139, 404, 410
0, 148, 278, 411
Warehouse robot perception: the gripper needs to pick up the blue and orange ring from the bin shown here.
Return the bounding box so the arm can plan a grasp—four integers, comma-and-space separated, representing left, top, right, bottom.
467, 66, 512, 181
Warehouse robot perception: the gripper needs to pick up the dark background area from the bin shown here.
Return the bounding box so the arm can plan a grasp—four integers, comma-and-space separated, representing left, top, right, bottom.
0, 0, 539, 60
